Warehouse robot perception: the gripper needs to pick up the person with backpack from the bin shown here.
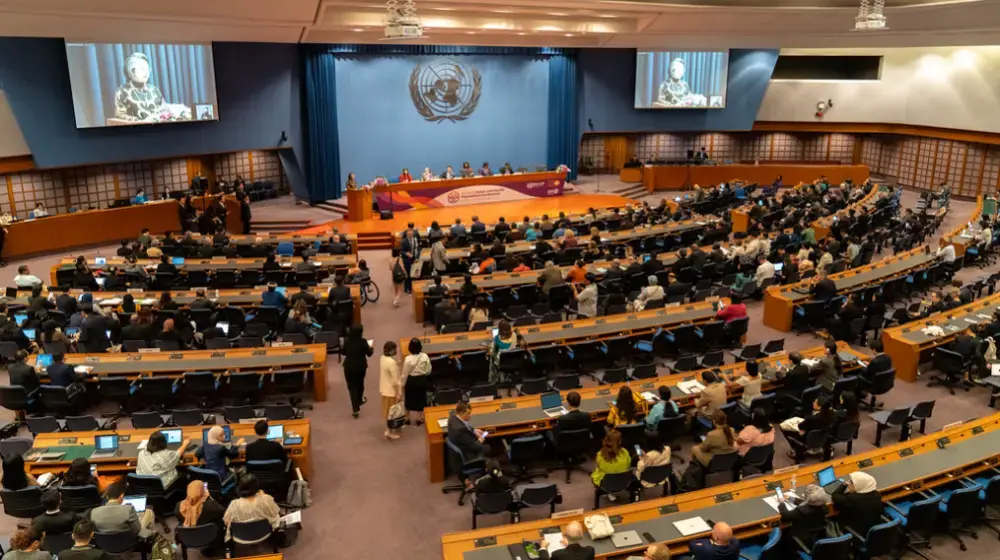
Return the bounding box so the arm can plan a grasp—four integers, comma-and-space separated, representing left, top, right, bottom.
390, 248, 406, 307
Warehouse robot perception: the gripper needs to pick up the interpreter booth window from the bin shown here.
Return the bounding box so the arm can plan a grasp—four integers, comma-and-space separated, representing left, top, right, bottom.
118, 162, 154, 198
63, 166, 117, 211
897, 139, 918, 187
829, 134, 855, 164
153, 158, 188, 194
959, 146, 984, 197
252, 151, 282, 183
983, 149, 1000, 196
10, 170, 64, 216
914, 139, 935, 190
710, 134, 736, 162
933, 141, 954, 186
214, 152, 250, 182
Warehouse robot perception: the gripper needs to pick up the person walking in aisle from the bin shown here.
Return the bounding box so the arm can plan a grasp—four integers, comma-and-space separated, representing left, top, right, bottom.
380, 341, 403, 439
343, 325, 373, 418
402, 337, 432, 426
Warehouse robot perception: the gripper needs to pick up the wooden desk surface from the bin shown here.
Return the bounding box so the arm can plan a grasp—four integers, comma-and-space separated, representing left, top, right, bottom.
882, 290, 1000, 382
443, 412, 1000, 560
2, 199, 241, 260
27, 419, 312, 479
375, 171, 564, 194
423, 343, 861, 482
643, 164, 869, 192
408, 299, 727, 357
762, 245, 938, 332
939, 195, 984, 257
812, 186, 880, 240
27, 344, 330, 401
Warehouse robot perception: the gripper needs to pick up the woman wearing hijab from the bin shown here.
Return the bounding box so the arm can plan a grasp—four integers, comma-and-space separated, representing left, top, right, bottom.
343, 325, 373, 418
2, 454, 37, 490
196, 426, 245, 480
778, 484, 829, 549
177, 480, 226, 554
831, 472, 882, 537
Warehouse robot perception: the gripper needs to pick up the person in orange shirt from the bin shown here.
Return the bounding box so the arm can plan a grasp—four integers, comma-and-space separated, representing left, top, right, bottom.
511, 256, 531, 273
398, 168, 413, 183
566, 260, 588, 284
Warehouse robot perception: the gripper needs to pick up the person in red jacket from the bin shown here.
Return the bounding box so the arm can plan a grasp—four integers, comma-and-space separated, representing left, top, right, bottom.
398, 168, 413, 183
715, 294, 748, 323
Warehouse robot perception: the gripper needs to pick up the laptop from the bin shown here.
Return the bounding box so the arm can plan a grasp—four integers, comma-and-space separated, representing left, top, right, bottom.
4, 287, 17, 298
66, 327, 79, 337
13, 314, 27, 326
611, 531, 643, 548
172, 257, 185, 266
95, 277, 106, 288
203, 425, 232, 443
22, 328, 36, 340
266, 424, 285, 441
774, 262, 784, 273
816, 465, 847, 494
540, 391, 567, 417
215, 322, 230, 336
94, 257, 107, 266
90, 434, 121, 458
35, 354, 52, 369
160, 428, 184, 448
122, 495, 147, 512
275, 287, 287, 297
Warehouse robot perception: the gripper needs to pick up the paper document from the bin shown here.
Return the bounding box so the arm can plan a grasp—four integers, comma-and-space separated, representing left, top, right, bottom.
543, 533, 565, 553
437, 418, 448, 428
280, 511, 302, 525
640, 391, 658, 403
992, 364, 1000, 377
137, 439, 149, 450
98, 298, 122, 306
673, 517, 712, 536
801, 359, 819, 367
964, 318, 979, 324
139, 298, 157, 306
74, 366, 93, 374
677, 381, 705, 395
763, 492, 798, 512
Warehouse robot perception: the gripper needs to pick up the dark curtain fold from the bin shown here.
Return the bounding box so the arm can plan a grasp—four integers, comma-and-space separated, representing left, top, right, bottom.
547, 53, 579, 181
302, 46, 341, 203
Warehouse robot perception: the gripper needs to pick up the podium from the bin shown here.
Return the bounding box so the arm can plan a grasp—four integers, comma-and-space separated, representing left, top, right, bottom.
346, 188, 373, 222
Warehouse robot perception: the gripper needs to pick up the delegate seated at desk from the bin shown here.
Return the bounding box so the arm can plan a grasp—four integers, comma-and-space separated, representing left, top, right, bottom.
541, 521, 595, 560
245, 420, 288, 463
8, 350, 40, 394
262, 284, 288, 313
447, 402, 489, 462
88, 481, 154, 539
32, 491, 80, 537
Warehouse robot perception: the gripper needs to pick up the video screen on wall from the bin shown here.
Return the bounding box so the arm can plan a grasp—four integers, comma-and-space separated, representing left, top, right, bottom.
65, 41, 219, 129
634, 51, 729, 109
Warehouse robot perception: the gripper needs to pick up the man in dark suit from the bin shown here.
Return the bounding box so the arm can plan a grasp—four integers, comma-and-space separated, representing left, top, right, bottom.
810, 270, 837, 302
492, 217, 511, 236
689, 244, 709, 270
446, 401, 488, 460
119, 314, 150, 344
863, 340, 893, 377
156, 254, 178, 276
553, 392, 591, 434
244, 420, 288, 463
46, 353, 85, 389
327, 275, 352, 305
470, 216, 486, 233
671, 249, 691, 276
290, 284, 318, 309
157, 319, 187, 349
543, 521, 595, 560
8, 350, 39, 394
604, 260, 624, 280
32, 491, 80, 537
624, 258, 644, 278
189, 289, 215, 311
55, 286, 78, 316
78, 305, 112, 353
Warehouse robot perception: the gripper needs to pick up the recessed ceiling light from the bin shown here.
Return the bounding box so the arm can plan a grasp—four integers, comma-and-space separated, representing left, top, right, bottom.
599, 14, 618, 18
565, 33, 574, 37
549, 12, 567, 16
466, 31, 477, 34
432, 7, 455, 11
493, 9, 513, 13
517, 32, 527, 35
351, 28, 364, 32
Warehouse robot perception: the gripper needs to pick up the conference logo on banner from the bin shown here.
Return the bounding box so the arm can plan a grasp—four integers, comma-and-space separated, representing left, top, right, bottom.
409, 58, 482, 123
434, 184, 535, 207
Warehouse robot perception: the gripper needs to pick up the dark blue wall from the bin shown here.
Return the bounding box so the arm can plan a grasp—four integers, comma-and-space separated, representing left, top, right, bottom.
578, 49, 779, 133
0, 39, 305, 170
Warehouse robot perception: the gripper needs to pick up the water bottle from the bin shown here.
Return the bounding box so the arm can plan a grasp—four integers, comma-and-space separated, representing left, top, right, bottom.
790, 474, 797, 494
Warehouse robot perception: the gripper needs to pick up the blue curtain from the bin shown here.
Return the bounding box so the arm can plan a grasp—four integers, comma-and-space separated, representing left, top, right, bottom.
634, 51, 728, 107
303, 46, 342, 202
64, 43, 216, 127
547, 53, 578, 181
321, 44, 568, 56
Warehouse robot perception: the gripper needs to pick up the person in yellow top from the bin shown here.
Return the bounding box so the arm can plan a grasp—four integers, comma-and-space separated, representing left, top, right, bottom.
606, 385, 649, 427
591, 430, 631, 488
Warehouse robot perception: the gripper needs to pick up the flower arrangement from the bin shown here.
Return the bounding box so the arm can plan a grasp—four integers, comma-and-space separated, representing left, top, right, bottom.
556, 164, 571, 174
156, 104, 192, 122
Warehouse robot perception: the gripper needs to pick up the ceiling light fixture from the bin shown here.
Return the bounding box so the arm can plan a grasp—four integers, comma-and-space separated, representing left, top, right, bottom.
565, 33, 574, 37
854, 0, 887, 30
493, 9, 513, 13
598, 14, 618, 18
352, 28, 364, 32
431, 7, 454, 11
549, 12, 568, 16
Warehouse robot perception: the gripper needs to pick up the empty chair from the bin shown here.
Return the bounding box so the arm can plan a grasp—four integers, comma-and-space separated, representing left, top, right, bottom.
858, 368, 895, 411
170, 409, 207, 426
223, 405, 257, 424
737, 527, 782, 560
870, 406, 910, 446
65, 416, 104, 431
472, 489, 517, 529
130, 411, 165, 429
795, 533, 852, 560
730, 343, 762, 363
516, 483, 562, 520
762, 338, 785, 355
25, 416, 62, 435
227, 372, 264, 404
505, 434, 548, 483
852, 517, 902, 560
138, 377, 180, 410
175, 523, 222, 560
594, 471, 634, 508
905, 400, 935, 437
548, 429, 591, 483
1, 487, 45, 519
704, 451, 740, 487
518, 378, 550, 396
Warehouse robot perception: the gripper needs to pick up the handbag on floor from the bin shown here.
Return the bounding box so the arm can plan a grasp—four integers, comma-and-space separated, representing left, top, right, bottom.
387, 401, 406, 430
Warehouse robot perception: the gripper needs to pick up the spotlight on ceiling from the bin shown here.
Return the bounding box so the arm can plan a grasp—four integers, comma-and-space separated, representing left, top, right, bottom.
854, 0, 888, 31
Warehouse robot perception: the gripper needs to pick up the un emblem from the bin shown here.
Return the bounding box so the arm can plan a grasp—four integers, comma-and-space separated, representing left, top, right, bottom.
409, 58, 482, 123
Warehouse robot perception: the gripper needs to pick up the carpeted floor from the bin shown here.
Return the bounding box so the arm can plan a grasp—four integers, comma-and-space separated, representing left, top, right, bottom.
0, 184, 996, 559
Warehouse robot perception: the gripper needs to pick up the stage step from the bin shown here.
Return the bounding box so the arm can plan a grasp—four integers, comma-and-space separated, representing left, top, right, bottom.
612, 184, 648, 200
249, 219, 314, 234
313, 201, 347, 219
356, 231, 394, 251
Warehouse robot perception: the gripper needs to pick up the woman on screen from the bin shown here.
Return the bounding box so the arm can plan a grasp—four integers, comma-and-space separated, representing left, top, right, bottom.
655, 58, 707, 108
114, 52, 191, 123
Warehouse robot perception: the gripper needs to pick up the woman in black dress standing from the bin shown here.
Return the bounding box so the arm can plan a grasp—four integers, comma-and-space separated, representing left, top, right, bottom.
342, 325, 374, 418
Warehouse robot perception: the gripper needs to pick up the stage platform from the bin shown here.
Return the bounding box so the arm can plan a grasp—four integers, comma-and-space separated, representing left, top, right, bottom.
295, 193, 636, 249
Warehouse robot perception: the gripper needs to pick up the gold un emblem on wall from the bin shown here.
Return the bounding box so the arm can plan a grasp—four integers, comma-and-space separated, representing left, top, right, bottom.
409, 58, 482, 123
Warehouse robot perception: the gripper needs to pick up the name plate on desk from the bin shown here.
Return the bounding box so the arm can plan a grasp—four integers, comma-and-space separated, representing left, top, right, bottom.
454, 335, 468, 341
58, 438, 78, 444
936, 437, 950, 449
596, 389, 611, 396
252, 350, 267, 356
628, 315, 637, 320
608, 515, 622, 524
211, 352, 226, 358
118, 435, 131, 442
857, 458, 874, 468
85, 357, 100, 363
500, 402, 516, 410
527, 328, 540, 333
973, 426, 985, 435
137, 348, 160, 354
550, 509, 583, 520
561, 323, 574, 329
659, 504, 679, 515
126, 288, 144, 294
469, 396, 494, 403
271, 342, 293, 348
765, 481, 783, 491
474, 537, 497, 548
126, 355, 142, 361
714, 493, 733, 503
898, 448, 914, 457
168, 354, 183, 360
596, 319, 606, 324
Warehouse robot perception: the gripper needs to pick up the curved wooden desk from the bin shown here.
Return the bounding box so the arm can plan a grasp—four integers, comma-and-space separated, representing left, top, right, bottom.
151, 231, 359, 256
442, 412, 1000, 560
939, 196, 984, 257
25, 419, 312, 479
28, 344, 329, 402
762, 246, 939, 332
882, 291, 1000, 383
424, 342, 862, 482
4, 198, 240, 260
642, 164, 869, 192
375, 171, 567, 211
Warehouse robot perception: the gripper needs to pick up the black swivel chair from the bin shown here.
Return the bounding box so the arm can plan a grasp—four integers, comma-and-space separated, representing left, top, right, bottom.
227, 519, 279, 556
443, 439, 486, 506
126, 473, 181, 533
929, 348, 969, 395
858, 368, 895, 411
175, 523, 222, 560
0, 487, 45, 519
93, 530, 145, 558
547, 429, 591, 483
246, 459, 293, 499
130, 411, 165, 429
58, 485, 102, 512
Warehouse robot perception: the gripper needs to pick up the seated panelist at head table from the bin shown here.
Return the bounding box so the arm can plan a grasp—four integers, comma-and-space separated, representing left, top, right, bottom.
398, 168, 413, 184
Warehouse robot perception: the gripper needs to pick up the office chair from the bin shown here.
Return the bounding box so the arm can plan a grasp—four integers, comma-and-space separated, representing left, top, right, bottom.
630, 362, 657, 380
272, 370, 311, 410
517, 378, 550, 396
97, 377, 137, 420
0, 487, 45, 519
600, 367, 628, 384
730, 343, 762, 363
656, 416, 688, 451
65, 415, 112, 432
39, 385, 85, 417
25, 415, 62, 435
227, 372, 264, 404
858, 368, 895, 411
547, 428, 591, 483
264, 404, 299, 421
594, 471, 635, 509
616, 423, 646, 453
188, 466, 237, 502
472, 489, 517, 529
738, 527, 781, 560
847, 517, 901, 560
443, 439, 486, 506
796, 533, 852, 560
551, 374, 581, 392
905, 400, 935, 437
182, 371, 220, 409
0, 385, 38, 419
138, 377, 180, 411
704, 451, 740, 487
223, 405, 257, 424
58, 484, 102, 513
93, 531, 144, 557
170, 408, 209, 426
934, 482, 983, 550
227, 519, 278, 555
929, 347, 969, 395
740, 444, 774, 478
433, 388, 464, 406
175, 523, 221, 560
40, 532, 73, 556
635, 464, 673, 499
246, 459, 293, 499
869, 406, 910, 447
0, 437, 33, 460
823, 421, 859, 460
786, 430, 827, 463
516, 483, 562, 521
